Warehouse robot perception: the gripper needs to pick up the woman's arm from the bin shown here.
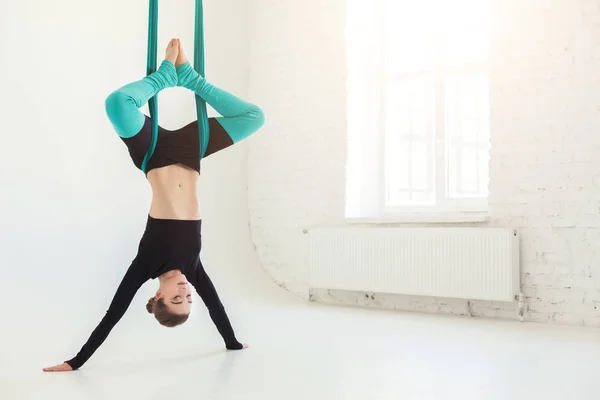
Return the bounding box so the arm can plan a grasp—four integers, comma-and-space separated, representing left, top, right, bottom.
43, 261, 147, 371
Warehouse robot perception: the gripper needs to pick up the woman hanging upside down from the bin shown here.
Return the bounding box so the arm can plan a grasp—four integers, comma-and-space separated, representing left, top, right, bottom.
43, 38, 264, 372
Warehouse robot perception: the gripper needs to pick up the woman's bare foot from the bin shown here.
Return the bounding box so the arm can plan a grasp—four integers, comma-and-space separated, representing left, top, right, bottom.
165, 38, 179, 65
227, 343, 249, 350
175, 39, 189, 67
43, 362, 73, 372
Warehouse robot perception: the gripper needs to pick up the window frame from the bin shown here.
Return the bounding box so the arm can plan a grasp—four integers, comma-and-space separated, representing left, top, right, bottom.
343, 0, 493, 223
377, 6, 491, 217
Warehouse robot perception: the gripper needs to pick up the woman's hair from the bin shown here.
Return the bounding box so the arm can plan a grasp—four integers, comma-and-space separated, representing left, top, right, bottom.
146, 297, 189, 327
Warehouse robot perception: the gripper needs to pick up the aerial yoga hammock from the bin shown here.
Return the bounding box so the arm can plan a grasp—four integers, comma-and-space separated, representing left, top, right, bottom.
43, 0, 264, 372
105, 0, 265, 175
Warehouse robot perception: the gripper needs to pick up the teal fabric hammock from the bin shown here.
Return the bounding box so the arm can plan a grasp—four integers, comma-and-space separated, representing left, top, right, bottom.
141, 0, 210, 173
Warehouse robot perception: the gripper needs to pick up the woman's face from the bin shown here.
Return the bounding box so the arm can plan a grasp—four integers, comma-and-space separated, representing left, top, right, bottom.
155, 277, 193, 315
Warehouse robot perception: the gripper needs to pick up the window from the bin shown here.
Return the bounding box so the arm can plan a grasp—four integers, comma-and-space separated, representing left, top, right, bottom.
345, 0, 493, 220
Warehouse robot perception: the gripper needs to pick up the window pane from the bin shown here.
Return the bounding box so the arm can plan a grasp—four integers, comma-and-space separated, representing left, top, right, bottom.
460, 146, 478, 192
446, 73, 489, 139
478, 148, 490, 195
386, 138, 432, 193
388, 190, 411, 206
411, 191, 432, 203
385, 77, 435, 138
411, 141, 429, 191
385, 76, 436, 207
386, 137, 434, 206
412, 87, 431, 137
383, 0, 492, 70
446, 72, 489, 199
448, 143, 489, 198
461, 118, 478, 142
439, 0, 493, 66
383, 0, 437, 74
388, 188, 434, 207
384, 82, 411, 137
460, 84, 480, 120
387, 138, 410, 190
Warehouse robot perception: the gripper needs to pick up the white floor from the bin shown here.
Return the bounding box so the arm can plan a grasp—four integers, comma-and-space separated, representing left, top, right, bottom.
2, 270, 600, 400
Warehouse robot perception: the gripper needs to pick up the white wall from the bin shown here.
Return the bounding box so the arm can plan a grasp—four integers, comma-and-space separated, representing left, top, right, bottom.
248, 0, 348, 295
248, 0, 600, 326
0, 0, 267, 365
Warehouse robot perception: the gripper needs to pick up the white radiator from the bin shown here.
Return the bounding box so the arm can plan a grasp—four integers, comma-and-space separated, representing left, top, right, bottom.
309, 227, 520, 302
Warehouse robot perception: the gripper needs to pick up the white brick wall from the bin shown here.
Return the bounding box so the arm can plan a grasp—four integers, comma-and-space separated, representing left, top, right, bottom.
247, 0, 600, 326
